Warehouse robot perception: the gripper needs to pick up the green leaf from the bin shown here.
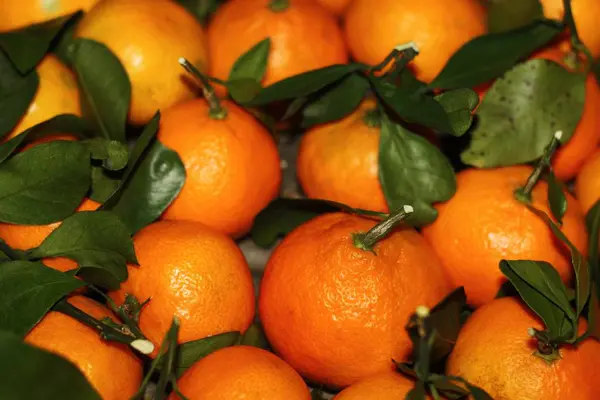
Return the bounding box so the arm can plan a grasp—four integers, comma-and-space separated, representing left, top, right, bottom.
378, 116, 456, 227
0, 331, 102, 399
430, 20, 563, 90
71, 38, 130, 142
0, 51, 38, 138
499, 260, 575, 340
175, 0, 221, 24
487, 0, 543, 33
441, 376, 493, 400
0, 261, 84, 336
249, 63, 366, 105
434, 88, 479, 136
0, 141, 90, 224
0, 114, 89, 163
461, 59, 585, 167
228, 38, 270, 83
28, 211, 135, 289
82, 138, 129, 171
546, 171, 567, 224
51, 12, 83, 65
427, 287, 467, 363
585, 200, 600, 285
0, 13, 79, 74
301, 73, 370, 128
406, 381, 427, 400
227, 78, 263, 104
239, 322, 269, 349
171, 332, 240, 377
428, 375, 470, 399
250, 198, 387, 248
89, 167, 121, 203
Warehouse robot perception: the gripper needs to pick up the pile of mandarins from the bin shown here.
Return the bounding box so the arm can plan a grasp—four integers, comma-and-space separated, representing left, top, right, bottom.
2, 0, 600, 399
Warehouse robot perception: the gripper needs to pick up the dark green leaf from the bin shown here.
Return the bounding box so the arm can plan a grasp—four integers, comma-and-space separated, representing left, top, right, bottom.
0, 141, 90, 224
0, 51, 38, 138
434, 88, 479, 136
0, 331, 101, 399
301, 73, 370, 128
28, 211, 135, 289
82, 138, 129, 171
175, 0, 221, 24
428, 375, 470, 399
427, 287, 467, 363
228, 38, 270, 83
0, 114, 89, 163
487, 0, 543, 33
462, 59, 585, 167
546, 171, 567, 224
378, 116, 456, 227
71, 38, 130, 142
249, 63, 366, 105
499, 260, 575, 340
585, 200, 600, 284
89, 166, 121, 203
442, 376, 493, 400
429, 20, 562, 89
250, 198, 387, 248
239, 323, 269, 349
171, 332, 240, 377
227, 78, 263, 104
52, 12, 83, 65
0, 261, 84, 335
405, 380, 427, 400
0, 13, 79, 74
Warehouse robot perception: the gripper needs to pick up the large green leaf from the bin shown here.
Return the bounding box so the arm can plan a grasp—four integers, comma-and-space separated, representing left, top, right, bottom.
248, 64, 366, 105
427, 287, 467, 364
429, 20, 562, 90
0, 13, 79, 74
0, 261, 84, 336
500, 260, 575, 341
171, 332, 240, 377
0, 331, 101, 400
28, 211, 135, 289
378, 116, 456, 227
462, 59, 585, 167
0, 50, 38, 138
71, 38, 130, 142
0, 141, 90, 224
0, 114, 89, 164
487, 0, 543, 33
301, 73, 369, 128
228, 38, 270, 83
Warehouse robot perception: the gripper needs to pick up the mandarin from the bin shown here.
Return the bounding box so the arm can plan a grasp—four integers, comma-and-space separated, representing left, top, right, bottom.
25, 295, 143, 400
447, 297, 600, 400
421, 166, 588, 307
5, 55, 81, 141
259, 212, 451, 388
344, 0, 486, 83
109, 220, 255, 355
171, 346, 311, 400
158, 98, 281, 238
208, 0, 348, 88
75, 0, 208, 125
334, 371, 431, 400
0, 0, 99, 32
575, 149, 600, 213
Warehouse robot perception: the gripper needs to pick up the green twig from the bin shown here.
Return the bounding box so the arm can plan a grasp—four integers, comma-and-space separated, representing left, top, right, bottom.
352, 205, 414, 252
179, 57, 227, 120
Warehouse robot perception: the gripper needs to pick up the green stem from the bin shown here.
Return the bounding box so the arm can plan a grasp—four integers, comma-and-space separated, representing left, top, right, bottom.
268, 0, 289, 12
88, 287, 148, 340
0, 239, 22, 260
563, 0, 594, 69
179, 57, 227, 120
369, 42, 420, 77
171, 383, 190, 400
130, 334, 171, 400
429, 383, 442, 400
154, 319, 180, 400
515, 131, 562, 203
352, 205, 414, 252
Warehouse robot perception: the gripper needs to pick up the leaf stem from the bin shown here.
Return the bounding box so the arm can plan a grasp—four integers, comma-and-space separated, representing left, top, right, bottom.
352, 205, 414, 252
515, 131, 562, 203
562, 0, 594, 68
429, 383, 442, 400
179, 57, 227, 120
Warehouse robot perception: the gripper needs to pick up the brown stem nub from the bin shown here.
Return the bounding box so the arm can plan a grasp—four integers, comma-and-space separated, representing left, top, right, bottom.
528, 327, 562, 365
179, 57, 227, 120
269, 0, 289, 12
515, 131, 563, 203
353, 205, 414, 253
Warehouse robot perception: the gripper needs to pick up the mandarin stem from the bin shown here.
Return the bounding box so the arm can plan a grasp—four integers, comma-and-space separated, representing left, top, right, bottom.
352, 205, 414, 252
179, 57, 227, 120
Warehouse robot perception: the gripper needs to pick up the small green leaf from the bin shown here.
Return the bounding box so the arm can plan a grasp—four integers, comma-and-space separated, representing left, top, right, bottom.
175, 0, 221, 24
487, 0, 543, 33
462, 59, 585, 168
171, 332, 240, 377
0, 114, 89, 164
28, 211, 135, 289
427, 287, 467, 363
71, 38, 130, 142
239, 323, 269, 349
378, 116, 456, 227
546, 171, 567, 224
0, 261, 85, 336
228, 38, 270, 83
499, 260, 575, 340
301, 73, 370, 128
434, 88, 479, 136
0, 141, 90, 224
0, 330, 102, 400
430, 20, 562, 90
82, 138, 129, 171
0, 13, 79, 74
249, 63, 367, 105
250, 198, 387, 248
0, 51, 38, 138
227, 78, 263, 104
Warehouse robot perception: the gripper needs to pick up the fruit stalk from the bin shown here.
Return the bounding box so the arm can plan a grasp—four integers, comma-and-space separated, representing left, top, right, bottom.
353, 205, 414, 252
370, 42, 420, 76
179, 57, 227, 120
